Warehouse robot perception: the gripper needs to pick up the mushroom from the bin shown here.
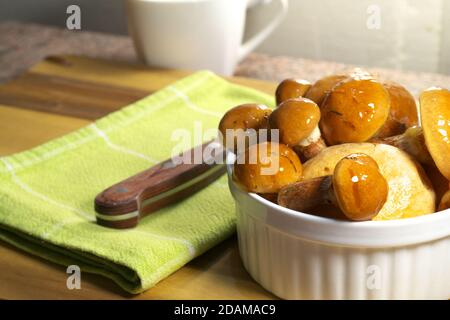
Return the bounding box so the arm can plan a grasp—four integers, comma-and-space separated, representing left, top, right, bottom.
304, 74, 349, 107
304, 69, 372, 107
300, 143, 435, 220
320, 76, 391, 145
218, 104, 272, 152
275, 79, 312, 105
373, 88, 450, 206
371, 126, 449, 199
375, 81, 419, 138
420, 87, 450, 181
268, 98, 326, 160
380, 126, 450, 205
371, 126, 432, 165
278, 153, 388, 221
373, 126, 450, 206
233, 142, 302, 194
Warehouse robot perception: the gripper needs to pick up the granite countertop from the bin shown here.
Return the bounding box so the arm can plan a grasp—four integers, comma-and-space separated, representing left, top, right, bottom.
1, 21, 449, 96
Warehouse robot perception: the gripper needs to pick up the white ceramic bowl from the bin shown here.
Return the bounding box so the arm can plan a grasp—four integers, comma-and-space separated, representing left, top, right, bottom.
226, 159, 450, 300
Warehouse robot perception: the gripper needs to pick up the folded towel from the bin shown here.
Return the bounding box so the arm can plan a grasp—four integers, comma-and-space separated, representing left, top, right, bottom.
0, 71, 274, 293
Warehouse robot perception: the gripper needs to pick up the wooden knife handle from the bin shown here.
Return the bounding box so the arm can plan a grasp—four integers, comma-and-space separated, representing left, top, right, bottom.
94, 141, 226, 229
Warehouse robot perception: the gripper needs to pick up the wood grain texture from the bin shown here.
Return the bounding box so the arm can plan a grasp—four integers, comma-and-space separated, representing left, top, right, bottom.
0, 55, 275, 120
0, 72, 149, 119
0, 55, 277, 299
31, 56, 276, 97
0, 104, 90, 155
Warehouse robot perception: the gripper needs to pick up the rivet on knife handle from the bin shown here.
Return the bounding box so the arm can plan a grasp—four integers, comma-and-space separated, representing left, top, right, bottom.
94, 141, 226, 229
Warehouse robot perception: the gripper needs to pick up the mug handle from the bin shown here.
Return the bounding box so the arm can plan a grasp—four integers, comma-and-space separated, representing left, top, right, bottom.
238, 0, 289, 62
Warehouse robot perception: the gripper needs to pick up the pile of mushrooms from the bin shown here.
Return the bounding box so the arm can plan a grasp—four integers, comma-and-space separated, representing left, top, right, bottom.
219, 70, 450, 221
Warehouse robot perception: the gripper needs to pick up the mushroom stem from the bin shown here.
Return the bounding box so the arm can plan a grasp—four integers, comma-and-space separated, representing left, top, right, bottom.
277, 175, 336, 211
293, 126, 326, 161
371, 126, 433, 165
278, 153, 389, 221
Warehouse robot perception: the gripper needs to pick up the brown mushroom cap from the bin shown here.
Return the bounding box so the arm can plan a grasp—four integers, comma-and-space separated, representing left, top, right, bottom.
218, 104, 272, 151
333, 153, 388, 221
275, 79, 312, 105
303, 143, 435, 220
320, 78, 391, 145
419, 87, 450, 181
304, 69, 373, 107
376, 81, 419, 138
233, 142, 302, 193
304, 74, 348, 107
268, 98, 321, 147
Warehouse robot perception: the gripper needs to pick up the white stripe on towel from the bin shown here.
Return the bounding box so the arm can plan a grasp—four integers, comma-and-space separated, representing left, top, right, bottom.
132, 230, 196, 257
147, 254, 194, 287
168, 86, 223, 118
90, 124, 158, 164
0, 158, 94, 222
41, 220, 197, 258
41, 216, 83, 239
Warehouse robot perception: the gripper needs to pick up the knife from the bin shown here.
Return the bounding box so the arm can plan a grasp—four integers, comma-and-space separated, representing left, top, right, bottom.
94, 141, 226, 229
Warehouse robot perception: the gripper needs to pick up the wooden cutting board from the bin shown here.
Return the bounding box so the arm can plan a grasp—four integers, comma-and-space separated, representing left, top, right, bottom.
0, 55, 276, 299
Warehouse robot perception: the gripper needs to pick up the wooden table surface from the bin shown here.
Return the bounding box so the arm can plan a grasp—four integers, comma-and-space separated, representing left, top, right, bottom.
0, 55, 276, 299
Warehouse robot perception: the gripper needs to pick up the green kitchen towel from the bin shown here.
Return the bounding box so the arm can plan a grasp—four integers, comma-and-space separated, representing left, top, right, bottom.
0, 71, 274, 293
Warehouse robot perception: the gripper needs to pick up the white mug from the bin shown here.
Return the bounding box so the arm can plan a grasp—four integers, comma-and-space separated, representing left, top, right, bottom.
125, 0, 288, 76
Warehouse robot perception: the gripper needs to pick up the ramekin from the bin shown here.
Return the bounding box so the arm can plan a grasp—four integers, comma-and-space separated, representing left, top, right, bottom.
226, 159, 450, 300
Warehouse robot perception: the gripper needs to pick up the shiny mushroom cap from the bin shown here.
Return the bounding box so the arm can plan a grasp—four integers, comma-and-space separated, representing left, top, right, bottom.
304, 74, 348, 107
218, 104, 272, 152
275, 79, 312, 105
304, 69, 373, 107
419, 87, 450, 181
376, 81, 419, 138
268, 98, 321, 147
303, 143, 435, 220
233, 142, 302, 194
320, 77, 391, 145
333, 153, 388, 221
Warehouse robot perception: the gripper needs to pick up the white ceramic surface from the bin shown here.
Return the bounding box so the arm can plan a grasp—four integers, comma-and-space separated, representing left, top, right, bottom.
125, 0, 288, 76
226, 159, 450, 300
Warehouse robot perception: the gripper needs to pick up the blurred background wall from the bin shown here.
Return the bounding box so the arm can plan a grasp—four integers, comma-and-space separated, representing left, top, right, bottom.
0, 0, 449, 74
245, 0, 449, 74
